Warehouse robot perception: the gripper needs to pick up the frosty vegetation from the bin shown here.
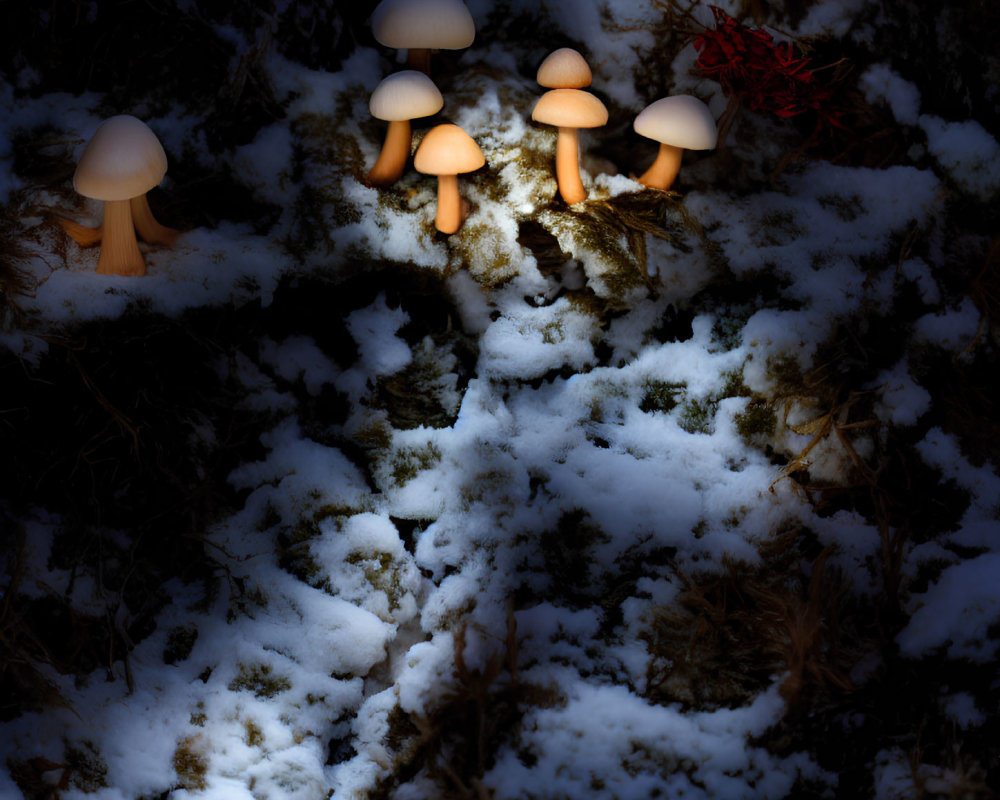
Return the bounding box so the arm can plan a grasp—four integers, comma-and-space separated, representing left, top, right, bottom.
0, 0, 998, 798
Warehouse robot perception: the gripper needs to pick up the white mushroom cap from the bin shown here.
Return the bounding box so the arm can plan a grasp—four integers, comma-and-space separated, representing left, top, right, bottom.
537, 48, 592, 89
414, 124, 484, 175
370, 71, 444, 121
531, 89, 608, 129
73, 115, 168, 202
633, 95, 718, 151
371, 0, 475, 50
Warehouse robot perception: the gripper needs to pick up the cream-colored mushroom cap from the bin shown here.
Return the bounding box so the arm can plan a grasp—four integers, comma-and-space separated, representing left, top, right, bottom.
370, 71, 444, 121
414, 124, 484, 175
537, 48, 592, 89
371, 0, 475, 50
73, 115, 168, 202
633, 95, 718, 150
531, 89, 608, 129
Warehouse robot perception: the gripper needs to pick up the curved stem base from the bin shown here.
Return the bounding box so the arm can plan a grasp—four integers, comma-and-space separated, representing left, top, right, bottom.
131, 194, 179, 246
367, 119, 412, 187
638, 142, 684, 191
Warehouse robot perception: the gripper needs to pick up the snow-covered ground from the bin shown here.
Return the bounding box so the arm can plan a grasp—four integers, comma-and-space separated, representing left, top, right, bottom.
1, 1, 998, 797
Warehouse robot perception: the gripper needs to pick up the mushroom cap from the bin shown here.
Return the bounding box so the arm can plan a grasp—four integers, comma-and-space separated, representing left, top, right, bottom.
536, 48, 592, 89
413, 123, 484, 175
371, 0, 475, 50
633, 95, 718, 151
370, 71, 444, 121
531, 89, 608, 129
73, 115, 168, 202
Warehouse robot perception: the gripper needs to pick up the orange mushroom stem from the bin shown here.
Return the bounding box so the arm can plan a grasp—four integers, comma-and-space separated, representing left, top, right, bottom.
131, 194, 179, 246
367, 119, 413, 187
434, 174, 462, 234
637, 142, 684, 190
97, 199, 145, 276
555, 127, 586, 206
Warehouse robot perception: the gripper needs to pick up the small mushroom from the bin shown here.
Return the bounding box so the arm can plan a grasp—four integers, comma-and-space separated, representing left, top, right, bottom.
62, 115, 178, 276
413, 123, 484, 234
367, 71, 443, 187
633, 95, 717, 191
370, 0, 475, 75
531, 88, 608, 205
536, 47, 592, 89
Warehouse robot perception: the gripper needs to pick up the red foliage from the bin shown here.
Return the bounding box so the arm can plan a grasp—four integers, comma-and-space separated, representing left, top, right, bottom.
694, 6, 840, 127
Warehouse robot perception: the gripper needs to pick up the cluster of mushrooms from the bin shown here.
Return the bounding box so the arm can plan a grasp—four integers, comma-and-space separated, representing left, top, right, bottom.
60, 0, 719, 274
366, 0, 718, 233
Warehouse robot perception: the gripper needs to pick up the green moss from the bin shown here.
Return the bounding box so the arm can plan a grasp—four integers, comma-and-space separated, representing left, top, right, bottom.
719, 368, 752, 400
190, 702, 207, 727
755, 208, 805, 246
64, 742, 108, 792
640, 380, 685, 414
390, 442, 442, 487
346, 551, 405, 611
229, 663, 292, 698
679, 399, 714, 435
173, 736, 208, 791
735, 398, 778, 442
245, 718, 265, 748
277, 520, 327, 588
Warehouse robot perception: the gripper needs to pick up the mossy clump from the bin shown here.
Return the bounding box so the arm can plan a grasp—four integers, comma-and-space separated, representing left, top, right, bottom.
277, 519, 329, 588
679, 399, 714, 435
228, 663, 292, 698
640, 380, 685, 414
389, 442, 443, 487
345, 551, 406, 612
735, 398, 778, 442
174, 735, 209, 792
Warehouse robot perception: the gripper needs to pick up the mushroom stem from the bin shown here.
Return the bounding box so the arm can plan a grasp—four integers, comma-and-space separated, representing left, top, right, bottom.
97, 199, 145, 276
435, 173, 462, 234
131, 193, 179, 246
638, 142, 684, 190
368, 119, 413, 187
406, 48, 432, 75
57, 215, 103, 247
555, 126, 586, 205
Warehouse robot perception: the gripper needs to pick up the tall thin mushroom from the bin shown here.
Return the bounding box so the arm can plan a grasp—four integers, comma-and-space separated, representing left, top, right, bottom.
367, 70, 443, 187
61, 115, 178, 276
531, 89, 608, 205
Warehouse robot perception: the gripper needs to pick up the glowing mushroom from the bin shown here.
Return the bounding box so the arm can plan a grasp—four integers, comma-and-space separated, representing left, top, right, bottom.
531, 88, 608, 205
370, 0, 475, 75
633, 95, 717, 190
413, 123, 484, 234
536, 47, 592, 90
62, 115, 177, 276
367, 70, 443, 187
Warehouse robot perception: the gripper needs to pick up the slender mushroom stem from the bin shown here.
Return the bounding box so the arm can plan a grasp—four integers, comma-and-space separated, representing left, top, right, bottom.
555, 126, 586, 205
406, 48, 432, 75
57, 215, 104, 247
131, 193, 178, 246
638, 142, 684, 190
434, 173, 462, 234
97, 199, 145, 276
368, 119, 413, 187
